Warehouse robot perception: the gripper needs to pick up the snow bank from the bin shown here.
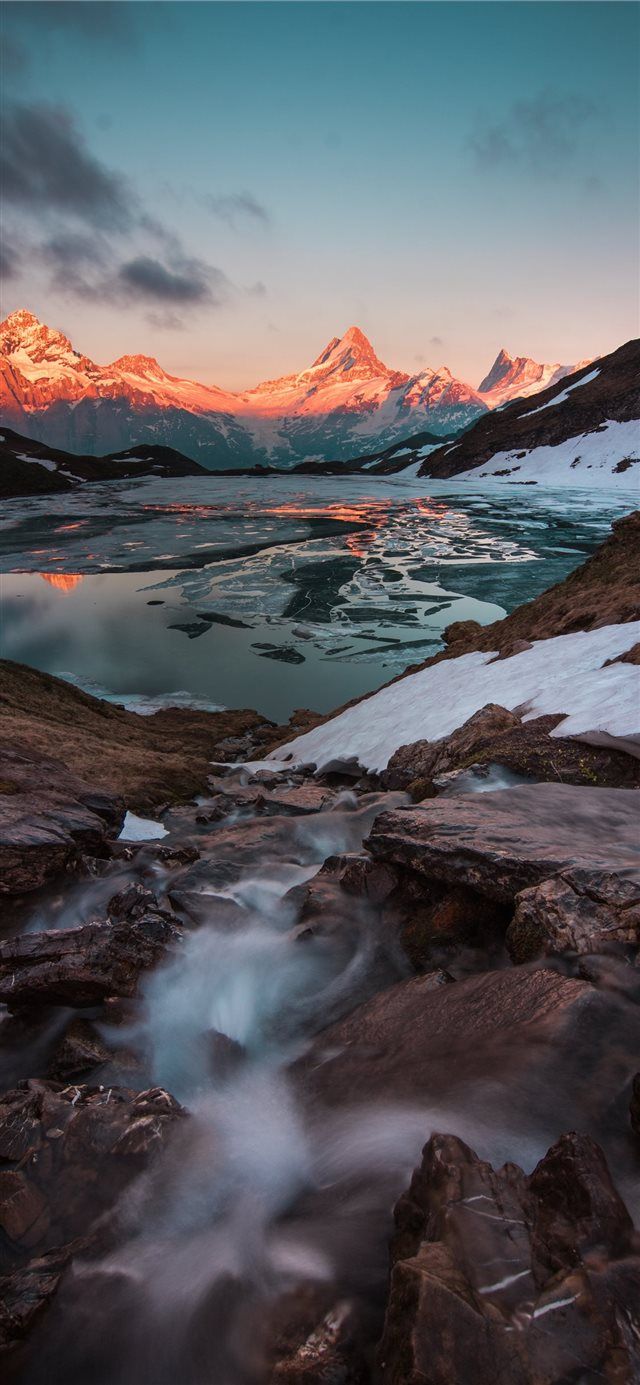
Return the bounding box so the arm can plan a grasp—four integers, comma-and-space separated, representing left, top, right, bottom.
267, 622, 640, 774
455, 419, 639, 488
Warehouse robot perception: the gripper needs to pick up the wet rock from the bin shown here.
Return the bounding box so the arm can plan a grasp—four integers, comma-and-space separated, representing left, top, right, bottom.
0, 744, 125, 896
507, 869, 640, 963
107, 881, 161, 921
270, 1298, 367, 1383
0, 1081, 184, 1272
152, 843, 200, 868
377, 1131, 640, 1385
367, 784, 640, 905
397, 883, 502, 971
296, 966, 593, 1111
0, 912, 181, 1008
0, 1237, 90, 1362
46, 1018, 142, 1086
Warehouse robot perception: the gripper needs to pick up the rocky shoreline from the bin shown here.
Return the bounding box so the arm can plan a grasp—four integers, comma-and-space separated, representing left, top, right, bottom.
0, 516, 639, 1383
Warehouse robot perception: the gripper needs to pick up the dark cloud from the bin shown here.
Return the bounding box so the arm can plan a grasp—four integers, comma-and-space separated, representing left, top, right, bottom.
204, 192, 270, 227
429, 335, 444, 348
471, 91, 601, 174
3, 101, 257, 319
116, 255, 230, 307
38, 230, 231, 315
1, 102, 132, 229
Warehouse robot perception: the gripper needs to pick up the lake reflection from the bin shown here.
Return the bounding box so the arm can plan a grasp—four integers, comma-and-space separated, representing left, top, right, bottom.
0, 475, 633, 721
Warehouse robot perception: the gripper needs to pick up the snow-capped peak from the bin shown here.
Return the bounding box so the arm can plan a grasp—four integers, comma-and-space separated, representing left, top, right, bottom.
0, 308, 80, 362
308, 325, 392, 381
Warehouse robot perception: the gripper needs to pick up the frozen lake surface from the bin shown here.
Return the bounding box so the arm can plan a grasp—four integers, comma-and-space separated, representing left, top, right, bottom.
0, 473, 634, 720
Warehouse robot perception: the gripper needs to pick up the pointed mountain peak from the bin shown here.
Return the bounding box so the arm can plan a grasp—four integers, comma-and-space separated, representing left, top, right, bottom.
478, 347, 528, 393
310, 325, 389, 378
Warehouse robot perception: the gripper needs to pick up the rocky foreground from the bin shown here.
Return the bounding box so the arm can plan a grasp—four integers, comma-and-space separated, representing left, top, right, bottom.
0, 519, 639, 1383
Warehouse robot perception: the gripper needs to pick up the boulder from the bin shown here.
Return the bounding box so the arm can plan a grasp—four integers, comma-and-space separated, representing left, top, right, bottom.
377, 1131, 640, 1385
381, 704, 520, 791
0, 744, 125, 895
507, 868, 640, 962
367, 784, 640, 905
0, 912, 180, 1008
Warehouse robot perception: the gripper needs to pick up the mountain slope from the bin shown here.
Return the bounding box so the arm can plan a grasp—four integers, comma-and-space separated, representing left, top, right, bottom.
0, 427, 208, 499
415, 339, 640, 487
0, 312, 487, 469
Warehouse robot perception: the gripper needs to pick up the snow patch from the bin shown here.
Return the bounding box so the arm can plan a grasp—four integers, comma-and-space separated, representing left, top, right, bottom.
118, 811, 168, 842
268, 622, 640, 774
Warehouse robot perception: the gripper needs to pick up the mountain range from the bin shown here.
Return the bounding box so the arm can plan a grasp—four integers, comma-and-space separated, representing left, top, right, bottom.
347, 338, 639, 489
0, 310, 583, 470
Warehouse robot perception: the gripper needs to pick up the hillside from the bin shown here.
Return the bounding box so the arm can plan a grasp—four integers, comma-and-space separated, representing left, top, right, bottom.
0, 427, 208, 499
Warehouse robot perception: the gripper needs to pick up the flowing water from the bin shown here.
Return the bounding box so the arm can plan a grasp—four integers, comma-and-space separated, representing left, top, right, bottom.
7, 773, 639, 1385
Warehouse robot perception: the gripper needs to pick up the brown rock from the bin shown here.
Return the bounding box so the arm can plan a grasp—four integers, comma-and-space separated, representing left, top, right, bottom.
377, 1130, 640, 1385
507, 869, 640, 962
367, 784, 640, 905
46, 1018, 142, 1085
0, 912, 180, 1008
381, 703, 520, 791
296, 966, 593, 1110
0, 743, 125, 895
0, 1081, 184, 1272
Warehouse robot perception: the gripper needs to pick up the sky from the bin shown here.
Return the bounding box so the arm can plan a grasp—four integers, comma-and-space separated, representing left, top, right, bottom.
1, 1, 638, 391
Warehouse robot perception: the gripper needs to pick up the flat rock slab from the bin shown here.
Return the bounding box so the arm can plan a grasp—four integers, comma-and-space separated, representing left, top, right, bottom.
0, 743, 125, 895
367, 783, 640, 904
297, 966, 592, 1109
0, 913, 180, 1008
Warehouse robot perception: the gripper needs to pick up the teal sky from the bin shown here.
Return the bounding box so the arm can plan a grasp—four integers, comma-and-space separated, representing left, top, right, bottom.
1, 1, 638, 389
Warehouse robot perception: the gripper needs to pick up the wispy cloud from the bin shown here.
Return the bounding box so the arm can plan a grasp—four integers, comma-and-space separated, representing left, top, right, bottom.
470, 90, 601, 175
203, 192, 270, 228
